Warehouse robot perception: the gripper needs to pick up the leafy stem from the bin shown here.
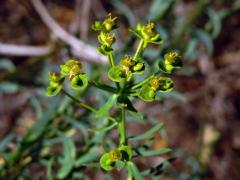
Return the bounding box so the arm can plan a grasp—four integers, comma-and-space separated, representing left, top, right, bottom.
118, 106, 127, 145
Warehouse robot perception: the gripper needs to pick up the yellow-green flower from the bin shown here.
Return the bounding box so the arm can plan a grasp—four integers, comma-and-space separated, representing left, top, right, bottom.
109, 149, 122, 161
130, 22, 163, 45
92, 13, 118, 32
108, 55, 145, 82
138, 76, 173, 101
98, 32, 116, 48
60, 59, 82, 79
159, 52, 182, 73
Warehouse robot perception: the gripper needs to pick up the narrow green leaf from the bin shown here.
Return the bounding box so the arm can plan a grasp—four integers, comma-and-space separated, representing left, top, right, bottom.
141, 157, 176, 176
57, 136, 76, 179
41, 158, 54, 180
136, 147, 172, 157
0, 82, 19, 93
89, 122, 117, 132
96, 95, 117, 117
207, 8, 222, 38
24, 100, 58, 143
194, 29, 213, 55
184, 39, 199, 61
128, 162, 145, 180
111, 0, 136, 27
148, 0, 175, 21
75, 151, 99, 167
129, 123, 163, 141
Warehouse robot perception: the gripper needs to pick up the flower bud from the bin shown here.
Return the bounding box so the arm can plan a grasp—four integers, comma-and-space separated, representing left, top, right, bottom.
130, 22, 163, 44
103, 13, 118, 31
70, 74, 88, 90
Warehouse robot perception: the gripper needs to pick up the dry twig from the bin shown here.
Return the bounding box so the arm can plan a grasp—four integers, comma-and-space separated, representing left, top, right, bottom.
0, 43, 51, 57
30, 0, 107, 63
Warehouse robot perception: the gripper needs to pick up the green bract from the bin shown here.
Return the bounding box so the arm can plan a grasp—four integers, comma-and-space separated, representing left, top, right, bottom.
108, 55, 145, 82
46, 72, 64, 97
46, 84, 62, 97
159, 52, 182, 73
108, 66, 126, 82
100, 146, 132, 171
118, 145, 132, 161
100, 149, 122, 171
130, 22, 163, 46
70, 73, 88, 90
138, 76, 173, 101
99, 153, 114, 171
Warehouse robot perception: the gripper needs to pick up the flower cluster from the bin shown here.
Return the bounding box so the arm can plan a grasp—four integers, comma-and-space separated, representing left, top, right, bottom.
100, 146, 132, 171
46, 59, 88, 96
108, 55, 145, 82
130, 22, 163, 48
92, 13, 118, 55
138, 76, 173, 101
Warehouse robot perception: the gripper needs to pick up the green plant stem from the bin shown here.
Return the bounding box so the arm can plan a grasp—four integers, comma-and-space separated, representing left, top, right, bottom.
62, 89, 97, 113
131, 75, 153, 90
131, 70, 160, 90
89, 81, 117, 93
133, 39, 145, 60
127, 163, 133, 180
118, 106, 127, 145
62, 89, 116, 122
108, 52, 115, 66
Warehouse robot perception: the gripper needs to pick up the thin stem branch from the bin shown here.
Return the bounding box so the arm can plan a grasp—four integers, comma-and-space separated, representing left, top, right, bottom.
62, 89, 116, 122
108, 52, 115, 66
62, 89, 97, 113
131, 75, 153, 90
88, 81, 117, 93
133, 39, 145, 60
